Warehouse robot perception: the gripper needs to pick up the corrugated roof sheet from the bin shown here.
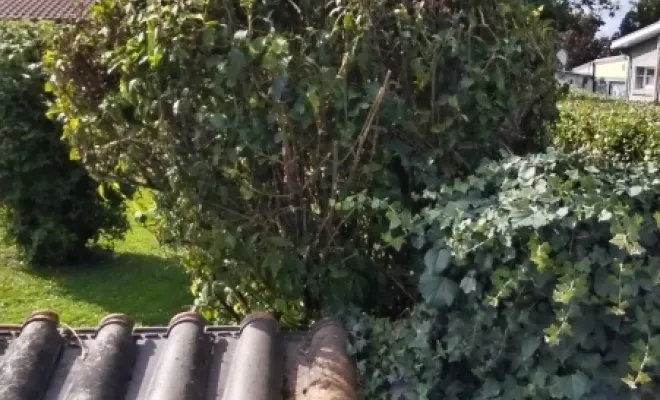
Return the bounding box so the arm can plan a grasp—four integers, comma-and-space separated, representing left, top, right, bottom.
0, 310, 359, 400
0, 0, 93, 20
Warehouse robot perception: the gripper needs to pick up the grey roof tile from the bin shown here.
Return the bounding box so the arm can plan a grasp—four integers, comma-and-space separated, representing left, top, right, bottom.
0, 0, 93, 20
0, 310, 359, 400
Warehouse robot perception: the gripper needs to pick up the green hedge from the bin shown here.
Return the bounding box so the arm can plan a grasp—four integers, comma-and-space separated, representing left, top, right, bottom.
46, 0, 557, 323
0, 21, 127, 265
553, 95, 660, 162
354, 150, 660, 399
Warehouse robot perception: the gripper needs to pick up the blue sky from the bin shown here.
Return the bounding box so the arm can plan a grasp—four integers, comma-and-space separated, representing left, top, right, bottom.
598, 0, 633, 36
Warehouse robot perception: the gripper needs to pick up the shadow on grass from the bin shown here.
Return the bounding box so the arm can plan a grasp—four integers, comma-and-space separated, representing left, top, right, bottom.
26, 251, 194, 326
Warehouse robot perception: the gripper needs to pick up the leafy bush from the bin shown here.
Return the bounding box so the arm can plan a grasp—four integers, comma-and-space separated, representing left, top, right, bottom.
46, 0, 557, 323
553, 95, 660, 162
343, 305, 442, 399
0, 21, 127, 265
364, 150, 660, 399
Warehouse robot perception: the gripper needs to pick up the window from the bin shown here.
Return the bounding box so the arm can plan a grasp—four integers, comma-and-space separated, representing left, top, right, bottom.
635, 67, 656, 90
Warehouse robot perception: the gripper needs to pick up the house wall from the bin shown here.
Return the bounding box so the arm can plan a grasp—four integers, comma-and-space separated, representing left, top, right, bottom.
628, 37, 658, 101
594, 60, 627, 80
556, 71, 594, 91
572, 63, 593, 75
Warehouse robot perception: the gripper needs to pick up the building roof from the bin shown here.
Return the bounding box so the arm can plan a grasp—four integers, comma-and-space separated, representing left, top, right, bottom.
611, 20, 660, 50
0, 310, 359, 400
0, 0, 93, 20
571, 54, 628, 73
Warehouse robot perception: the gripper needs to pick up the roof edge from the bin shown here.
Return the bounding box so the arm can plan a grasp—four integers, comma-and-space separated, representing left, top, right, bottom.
612, 20, 660, 50
303, 318, 359, 399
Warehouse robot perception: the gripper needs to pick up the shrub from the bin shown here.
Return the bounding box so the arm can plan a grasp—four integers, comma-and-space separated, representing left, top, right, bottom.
0, 21, 127, 265
47, 0, 557, 323
553, 95, 660, 162
364, 150, 660, 399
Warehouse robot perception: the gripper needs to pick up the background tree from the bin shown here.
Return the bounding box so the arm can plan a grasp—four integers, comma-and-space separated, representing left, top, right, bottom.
559, 13, 613, 68
47, 0, 558, 325
0, 21, 128, 266
529, 0, 616, 68
617, 0, 660, 37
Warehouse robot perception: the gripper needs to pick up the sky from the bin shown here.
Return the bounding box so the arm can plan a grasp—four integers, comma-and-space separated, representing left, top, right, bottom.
598, 0, 634, 37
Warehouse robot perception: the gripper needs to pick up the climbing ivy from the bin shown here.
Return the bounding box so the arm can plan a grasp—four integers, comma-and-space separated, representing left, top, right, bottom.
362, 150, 660, 399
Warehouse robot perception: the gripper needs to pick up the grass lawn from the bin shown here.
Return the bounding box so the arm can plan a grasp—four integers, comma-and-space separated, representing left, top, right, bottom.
0, 206, 193, 326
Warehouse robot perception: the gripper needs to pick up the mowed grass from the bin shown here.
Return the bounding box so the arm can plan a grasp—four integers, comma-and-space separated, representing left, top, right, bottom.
0, 199, 193, 326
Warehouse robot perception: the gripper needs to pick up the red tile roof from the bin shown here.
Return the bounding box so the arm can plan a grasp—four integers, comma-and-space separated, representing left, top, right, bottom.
0, 310, 360, 400
0, 0, 93, 20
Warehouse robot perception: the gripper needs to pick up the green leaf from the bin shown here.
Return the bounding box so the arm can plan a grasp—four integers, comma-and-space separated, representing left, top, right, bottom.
233, 30, 248, 40
388, 211, 402, 230
521, 335, 541, 360
520, 165, 536, 180
558, 373, 591, 400
621, 374, 637, 389
172, 100, 181, 116
598, 209, 612, 221
424, 247, 451, 274
209, 114, 227, 130
227, 48, 246, 82
628, 186, 643, 196
610, 233, 628, 250
97, 184, 106, 200
271, 75, 287, 101
459, 276, 477, 293
419, 273, 459, 307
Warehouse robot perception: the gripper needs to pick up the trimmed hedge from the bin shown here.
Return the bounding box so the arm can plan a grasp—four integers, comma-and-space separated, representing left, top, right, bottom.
0, 21, 127, 265
553, 95, 660, 162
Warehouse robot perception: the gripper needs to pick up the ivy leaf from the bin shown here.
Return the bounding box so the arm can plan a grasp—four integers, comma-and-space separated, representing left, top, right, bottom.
227, 48, 246, 82
621, 374, 637, 389
654, 211, 660, 228
419, 273, 459, 307
233, 30, 248, 40
424, 247, 451, 274
628, 186, 643, 197
271, 75, 287, 101
460, 276, 477, 293
521, 335, 541, 360
610, 233, 628, 250
388, 211, 402, 230
478, 379, 501, 398
520, 165, 536, 180
558, 372, 591, 400
598, 209, 612, 221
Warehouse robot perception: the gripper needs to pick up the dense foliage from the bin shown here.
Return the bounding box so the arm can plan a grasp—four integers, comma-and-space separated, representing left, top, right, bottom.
617, 0, 660, 38
47, 0, 557, 323
351, 150, 660, 399
553, 95, 660, 162
528, 0, 615, 69
0, 21, 127, 265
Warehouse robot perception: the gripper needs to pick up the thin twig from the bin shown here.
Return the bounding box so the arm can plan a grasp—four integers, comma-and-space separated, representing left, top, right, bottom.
61, 322, 89, 360
346, 69, 392, 186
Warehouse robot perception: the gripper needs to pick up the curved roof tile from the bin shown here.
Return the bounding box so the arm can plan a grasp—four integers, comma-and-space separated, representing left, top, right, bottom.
0, 310, 359, 400
0, 0, 93, 20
